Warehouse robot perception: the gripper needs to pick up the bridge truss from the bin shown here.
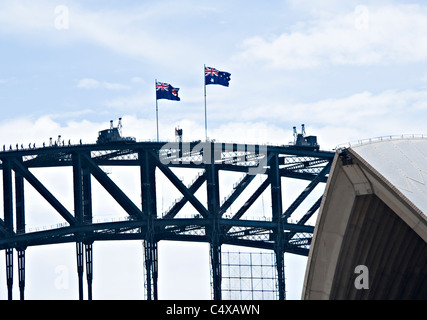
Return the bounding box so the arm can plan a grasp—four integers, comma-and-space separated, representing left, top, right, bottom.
0, 140, 334, 300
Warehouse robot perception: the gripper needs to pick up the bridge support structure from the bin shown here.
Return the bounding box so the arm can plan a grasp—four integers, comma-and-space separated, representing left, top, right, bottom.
269, 153, 286, 300
207, 143, 222, 300
140, 150, 158, 300
0, 140, 333, 299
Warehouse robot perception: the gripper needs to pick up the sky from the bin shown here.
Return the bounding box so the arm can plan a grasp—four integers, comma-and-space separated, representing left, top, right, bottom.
0, 0, 427, 300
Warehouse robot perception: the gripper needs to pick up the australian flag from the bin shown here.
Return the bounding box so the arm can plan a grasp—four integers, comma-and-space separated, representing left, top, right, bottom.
205, 66, 231, 87
156, 81, 180, 101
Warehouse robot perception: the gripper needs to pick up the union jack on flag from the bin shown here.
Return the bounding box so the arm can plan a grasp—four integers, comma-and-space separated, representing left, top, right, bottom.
156, 81, 180, 101
204, 66, 231, 87
156, 82, 169, 91
205, 67, 219, 77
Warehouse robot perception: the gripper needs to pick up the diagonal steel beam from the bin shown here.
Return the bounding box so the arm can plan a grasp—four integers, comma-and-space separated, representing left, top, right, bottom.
162, 171, 207, 219
219, 173, 256, 216
284, 196, 323, 243
11, 158, 77, 226
151, 152, 210, 218
282, 162, 331, 220
81, 154, 145, 219
297, 196, 323, 226
222, 177, 271, 235
223, 152, 273, 224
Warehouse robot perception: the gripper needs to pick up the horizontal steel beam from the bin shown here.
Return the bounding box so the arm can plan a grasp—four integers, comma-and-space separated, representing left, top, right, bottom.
0, 216, 313, 248
0, 141, 334, 166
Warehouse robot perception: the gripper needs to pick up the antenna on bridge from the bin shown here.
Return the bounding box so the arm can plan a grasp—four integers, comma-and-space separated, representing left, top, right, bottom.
118, 117, 123, 136
175, 126, 183, 142
109, 118, 123, 136
293, 126, 297, 144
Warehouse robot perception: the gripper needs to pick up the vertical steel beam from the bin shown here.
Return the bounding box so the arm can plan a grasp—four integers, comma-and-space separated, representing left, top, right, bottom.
140, 150, 158, 300
73, 152, 93, 223
140, 151, 157, 220
206, 145, 220, 216
270, 153, 282, 222
210, 241, 222, 300
17, 249, 25, 300
143, 238, 158, 300
3, 158, 14, 299
207, 143, 222, 300
269, 152, 286, 300
2, 159, 13, 232
15, 171, 25, 233
82, 164, 92, 224
85, 243, 93, 300
73, 152, 83, 223
76, 242, 84, 300
5, 248, 13, 300
83, 164, 93, 300
73, 152, 94, 300
275, 246, 286, 300
15, 170, 26, 300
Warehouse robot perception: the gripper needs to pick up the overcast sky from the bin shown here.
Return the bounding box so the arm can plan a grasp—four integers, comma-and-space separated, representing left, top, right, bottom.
0, 0, 427, 300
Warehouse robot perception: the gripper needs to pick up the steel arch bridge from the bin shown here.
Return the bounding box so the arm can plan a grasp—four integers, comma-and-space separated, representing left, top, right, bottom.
0, 136, 334, 300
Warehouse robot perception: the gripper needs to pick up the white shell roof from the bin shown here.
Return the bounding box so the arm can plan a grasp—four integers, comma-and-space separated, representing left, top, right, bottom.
350, 138, 427, 216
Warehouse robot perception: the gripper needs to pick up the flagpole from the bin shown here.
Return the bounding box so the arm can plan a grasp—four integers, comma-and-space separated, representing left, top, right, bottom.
155, 79, 159, 142
204, 64, 207, 141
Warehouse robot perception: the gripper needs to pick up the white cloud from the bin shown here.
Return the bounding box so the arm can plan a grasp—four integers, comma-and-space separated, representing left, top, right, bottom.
235, 5, 427, 69
0, 115, 99, 148
101, 82, 130, 91
130, 77, 145, 84
420, 73, 427, 83
201, 89, 427, 149
77, 78, 130, 90
104, 92, 152, 112
77, 78, 100, 89
296, 89, 427, 148
3, 87, 425, 154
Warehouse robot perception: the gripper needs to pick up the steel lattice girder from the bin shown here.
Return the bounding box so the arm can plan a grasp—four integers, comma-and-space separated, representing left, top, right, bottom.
0, 141, 334, 255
